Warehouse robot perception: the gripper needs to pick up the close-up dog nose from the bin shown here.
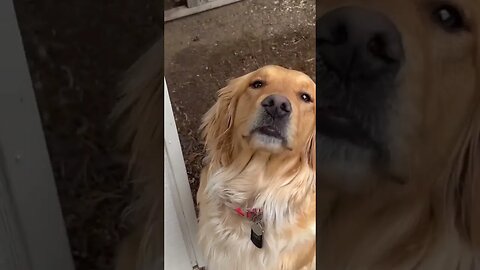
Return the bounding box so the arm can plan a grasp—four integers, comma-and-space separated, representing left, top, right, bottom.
317, 7, 404, 79
261, 95, 291, 118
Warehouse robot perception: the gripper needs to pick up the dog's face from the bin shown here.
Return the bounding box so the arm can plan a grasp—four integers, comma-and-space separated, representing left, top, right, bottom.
317, 0, 480, 187
235, 66, 316, 154
202, 65, 315, 166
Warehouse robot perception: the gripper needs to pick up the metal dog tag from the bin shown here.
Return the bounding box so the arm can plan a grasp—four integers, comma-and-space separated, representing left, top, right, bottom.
250, 221, 263, 249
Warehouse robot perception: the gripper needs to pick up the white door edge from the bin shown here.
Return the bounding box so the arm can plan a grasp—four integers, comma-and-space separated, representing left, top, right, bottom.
164, 78, 206, 269
0, 1, 75, 269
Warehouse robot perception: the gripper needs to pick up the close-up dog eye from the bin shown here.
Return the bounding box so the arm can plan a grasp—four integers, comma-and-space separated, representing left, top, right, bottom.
251, 80, 265, 89
300, 92, 312, 103
433, 4, 467, 32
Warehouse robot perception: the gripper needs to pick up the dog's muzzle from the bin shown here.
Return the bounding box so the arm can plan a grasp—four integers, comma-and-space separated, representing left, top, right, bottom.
251, 94, 291, 142
317, 6, 405, 151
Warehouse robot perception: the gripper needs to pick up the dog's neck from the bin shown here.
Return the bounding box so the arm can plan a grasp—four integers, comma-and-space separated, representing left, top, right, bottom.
207, 148, 315, 224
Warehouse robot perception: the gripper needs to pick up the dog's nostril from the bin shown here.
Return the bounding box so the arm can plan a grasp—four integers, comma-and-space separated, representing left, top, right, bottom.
280, 102, 291, 113
262, 98, 275, 108
368, 34, 389, 60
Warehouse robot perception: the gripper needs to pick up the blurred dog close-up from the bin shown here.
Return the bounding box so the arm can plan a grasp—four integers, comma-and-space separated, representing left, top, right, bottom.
112, 39, 163, 270
317, 0, 480, 269
197, 65, 316, 270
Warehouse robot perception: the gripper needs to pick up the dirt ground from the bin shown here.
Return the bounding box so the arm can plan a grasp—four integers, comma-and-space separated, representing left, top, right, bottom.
165, 0, 316, 210
13, 1, 162, 270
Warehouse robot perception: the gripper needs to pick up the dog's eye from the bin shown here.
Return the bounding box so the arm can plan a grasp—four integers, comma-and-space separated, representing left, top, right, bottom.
433, 5, 467, 32
300, 93, 312, 103
251, 80, 264, 89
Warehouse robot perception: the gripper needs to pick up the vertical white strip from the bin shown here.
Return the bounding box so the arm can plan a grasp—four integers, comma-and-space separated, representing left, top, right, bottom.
0, 1, 75, 270
165, 148, 197, 270
164, 79, 206, 268
0, 166, 30, 270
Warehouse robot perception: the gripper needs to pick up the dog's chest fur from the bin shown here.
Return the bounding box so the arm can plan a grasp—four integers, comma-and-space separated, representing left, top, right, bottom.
197, 158, 315, 270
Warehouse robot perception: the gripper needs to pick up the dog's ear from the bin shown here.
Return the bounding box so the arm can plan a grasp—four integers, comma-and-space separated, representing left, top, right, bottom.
200, 76, 246, 167
304, 129, 316, 170
448, 114, 480, 249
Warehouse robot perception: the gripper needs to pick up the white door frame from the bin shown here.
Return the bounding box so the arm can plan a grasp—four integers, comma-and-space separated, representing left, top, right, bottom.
0, 1, 75, 269
164, 78, 206, 269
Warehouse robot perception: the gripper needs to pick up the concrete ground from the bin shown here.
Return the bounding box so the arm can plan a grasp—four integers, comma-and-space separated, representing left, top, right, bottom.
165, 0, 315, 210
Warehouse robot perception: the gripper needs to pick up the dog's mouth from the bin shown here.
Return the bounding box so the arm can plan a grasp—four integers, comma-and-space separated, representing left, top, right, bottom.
253, 126, 284, 139
246, 109, 292, 151
317, 106, 375, 147
247, 124, 290, 150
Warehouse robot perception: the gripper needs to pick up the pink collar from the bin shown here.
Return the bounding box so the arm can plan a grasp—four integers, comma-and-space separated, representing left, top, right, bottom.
234, 207, 263, 221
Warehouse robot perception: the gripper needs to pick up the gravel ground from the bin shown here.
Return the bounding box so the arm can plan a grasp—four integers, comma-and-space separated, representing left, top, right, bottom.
165, 0, 315, 212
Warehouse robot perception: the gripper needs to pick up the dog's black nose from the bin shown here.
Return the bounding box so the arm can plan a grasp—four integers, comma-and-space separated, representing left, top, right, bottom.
261, 95, 291, 118
317, 7, 404, 80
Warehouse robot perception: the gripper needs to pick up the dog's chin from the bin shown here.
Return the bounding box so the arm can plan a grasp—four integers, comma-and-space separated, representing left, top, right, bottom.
316, 106, 391, 190
249, 133, 286, 153
317, 134, 378, 191
246, 127, 289, 153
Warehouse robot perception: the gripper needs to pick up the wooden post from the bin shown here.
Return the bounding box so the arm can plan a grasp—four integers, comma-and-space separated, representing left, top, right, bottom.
165, 0, 242, 22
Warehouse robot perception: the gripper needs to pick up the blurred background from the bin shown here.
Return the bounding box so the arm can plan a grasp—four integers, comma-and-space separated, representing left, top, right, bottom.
10, 0, 313, 269
164, 0, 315, 212
13, 1, 161, 269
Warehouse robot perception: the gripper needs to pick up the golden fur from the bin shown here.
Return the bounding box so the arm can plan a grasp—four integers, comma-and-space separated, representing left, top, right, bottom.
317, 1, 480, 269
112, 39, 163, 270
111, 1, 480, 267
197, 65, 316, 270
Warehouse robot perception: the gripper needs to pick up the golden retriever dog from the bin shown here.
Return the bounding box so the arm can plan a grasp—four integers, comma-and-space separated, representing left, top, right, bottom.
317, 1, 480, 269
197, 65, 316, 270
112, 39, 163, 270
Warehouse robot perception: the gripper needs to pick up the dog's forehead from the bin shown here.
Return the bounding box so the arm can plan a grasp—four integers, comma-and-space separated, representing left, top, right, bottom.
253, 66, 314, 88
